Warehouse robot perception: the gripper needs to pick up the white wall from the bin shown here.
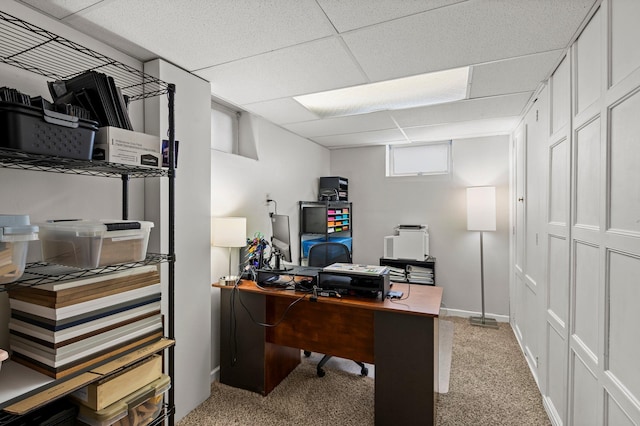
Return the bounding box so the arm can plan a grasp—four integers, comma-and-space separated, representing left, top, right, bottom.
210, 116, 330, 376
330, 136, 511, 317
143, 60, 212, 421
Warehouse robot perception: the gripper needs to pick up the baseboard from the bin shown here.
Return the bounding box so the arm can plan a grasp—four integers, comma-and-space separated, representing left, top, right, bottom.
440, 307, 510, 323
210, 366, 220, 383
543, 395, 563, 426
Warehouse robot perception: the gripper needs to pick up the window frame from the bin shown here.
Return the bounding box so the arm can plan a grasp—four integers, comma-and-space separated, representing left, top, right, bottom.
211, 100, 240, 154
386, 140, 452, 177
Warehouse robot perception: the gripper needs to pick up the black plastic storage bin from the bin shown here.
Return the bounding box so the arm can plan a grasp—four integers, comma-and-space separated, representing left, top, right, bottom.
0, 101, 98, 160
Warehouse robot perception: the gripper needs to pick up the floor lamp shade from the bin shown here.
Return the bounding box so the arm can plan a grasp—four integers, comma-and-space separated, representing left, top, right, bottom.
467, 186, 496, 231
212, 217, 247, 248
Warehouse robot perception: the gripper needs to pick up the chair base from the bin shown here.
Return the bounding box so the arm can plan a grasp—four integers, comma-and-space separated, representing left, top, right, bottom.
316, 354, 368, 377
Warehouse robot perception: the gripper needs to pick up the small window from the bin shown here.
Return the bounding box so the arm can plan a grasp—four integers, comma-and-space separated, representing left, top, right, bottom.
211, 102, 239, 154
386, 141, 451, 177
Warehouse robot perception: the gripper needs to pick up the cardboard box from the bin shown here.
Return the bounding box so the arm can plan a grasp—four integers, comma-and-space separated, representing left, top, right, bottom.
76, 374, 170, 426
71, 354, 162, 411
93, 127, 161, 168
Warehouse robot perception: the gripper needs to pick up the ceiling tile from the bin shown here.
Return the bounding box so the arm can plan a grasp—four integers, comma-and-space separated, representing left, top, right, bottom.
316, 0, 466, 33
196, 37, 367, 105
283, 111, 397, 138
18, 0, 100, 19
342, 0, 596, 82
243, 98, 320, 125
391, 92, 532, 128
311, 128, 406, 148
402, 117, 521, 142
62, 0, 336, 70
469, 50, 564, 98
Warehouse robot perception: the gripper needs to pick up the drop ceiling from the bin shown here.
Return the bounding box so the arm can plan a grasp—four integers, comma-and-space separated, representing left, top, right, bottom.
15, 0, 598, 149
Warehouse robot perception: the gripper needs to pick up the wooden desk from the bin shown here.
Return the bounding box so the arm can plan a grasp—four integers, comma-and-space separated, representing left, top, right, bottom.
214, 280, 443, 426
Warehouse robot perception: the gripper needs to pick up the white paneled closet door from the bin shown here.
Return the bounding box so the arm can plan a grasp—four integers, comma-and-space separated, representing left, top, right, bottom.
513, 125, 526, 344
512, 86, 549, 389
593, 0, 640, 424
513, 1, 640, 425
569, 8, 603, 425
569, 1, 640, 424
545, 52, 573, 426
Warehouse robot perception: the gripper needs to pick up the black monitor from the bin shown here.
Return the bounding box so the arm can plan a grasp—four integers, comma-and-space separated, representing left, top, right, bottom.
270, 214, 292, 271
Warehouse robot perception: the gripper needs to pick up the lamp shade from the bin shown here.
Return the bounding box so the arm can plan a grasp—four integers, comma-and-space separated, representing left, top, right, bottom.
466, 187, 496, 231
212, 217, 247, 247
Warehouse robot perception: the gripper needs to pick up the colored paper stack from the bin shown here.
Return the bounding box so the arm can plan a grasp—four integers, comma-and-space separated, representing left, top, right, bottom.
7, 265, 163, 379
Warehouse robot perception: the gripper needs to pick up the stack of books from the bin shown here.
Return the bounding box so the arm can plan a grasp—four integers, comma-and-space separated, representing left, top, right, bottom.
406, 264, 434, 285
7, 265, 163, 379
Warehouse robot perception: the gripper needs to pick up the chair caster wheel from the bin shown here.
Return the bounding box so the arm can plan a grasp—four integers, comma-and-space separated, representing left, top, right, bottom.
317, 368, 326, 377
361, 367, 369, 376
304, 351, 311, 357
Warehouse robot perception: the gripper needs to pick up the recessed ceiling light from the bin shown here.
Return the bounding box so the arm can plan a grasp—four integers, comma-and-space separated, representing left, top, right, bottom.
294, 66, 469, 118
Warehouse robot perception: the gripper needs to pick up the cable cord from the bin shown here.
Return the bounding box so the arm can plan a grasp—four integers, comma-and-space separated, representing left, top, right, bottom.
389, 282, 412, 307
237, 285, 308, 328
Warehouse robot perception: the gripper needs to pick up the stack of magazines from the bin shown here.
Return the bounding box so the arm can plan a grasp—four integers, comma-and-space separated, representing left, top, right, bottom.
48, 70, 133, 130
406, 264, 434, 284
387, 266, 407, 282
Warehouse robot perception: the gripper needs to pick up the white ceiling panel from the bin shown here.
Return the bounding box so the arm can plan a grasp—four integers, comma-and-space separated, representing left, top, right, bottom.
13, 0, 598, 150
469, 50, 564, 98
311, 128, 407, 148
196, 37, 367, 105
342, 0, 596, 82
61, 0, 336, 70
316, 0, 466, 33
243, 98, 320, 125
403, 117, 521, 143
391, 92, 532, 128
283, 111, 397, 138
18, 0, 100, 19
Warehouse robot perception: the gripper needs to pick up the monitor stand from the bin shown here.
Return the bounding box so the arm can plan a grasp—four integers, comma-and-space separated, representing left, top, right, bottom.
271, 252, 292, 273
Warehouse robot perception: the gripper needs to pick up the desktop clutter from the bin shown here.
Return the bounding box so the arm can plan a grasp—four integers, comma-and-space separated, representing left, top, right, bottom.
237, 213, 391, 299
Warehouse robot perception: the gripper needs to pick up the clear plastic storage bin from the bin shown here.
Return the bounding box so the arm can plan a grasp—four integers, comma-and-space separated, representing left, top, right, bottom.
39, 220, 153, 268
0, 214, 39, 284
76, 374, 170, 426
0, 349, 8, 372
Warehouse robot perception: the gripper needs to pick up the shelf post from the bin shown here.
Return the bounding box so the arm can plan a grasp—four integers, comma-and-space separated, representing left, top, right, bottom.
121, 174, 130, 220
167, 83, 176, 426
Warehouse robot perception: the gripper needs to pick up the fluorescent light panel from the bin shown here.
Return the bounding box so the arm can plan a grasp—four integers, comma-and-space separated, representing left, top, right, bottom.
294, 67, 469, 118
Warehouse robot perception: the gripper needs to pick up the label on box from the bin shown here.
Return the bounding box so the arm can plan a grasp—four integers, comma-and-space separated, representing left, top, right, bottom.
93, 127, 161, 168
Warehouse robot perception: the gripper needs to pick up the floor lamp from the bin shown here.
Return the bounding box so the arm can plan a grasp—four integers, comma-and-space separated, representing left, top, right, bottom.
212, 217, 247, 285
467, 186, 499, 329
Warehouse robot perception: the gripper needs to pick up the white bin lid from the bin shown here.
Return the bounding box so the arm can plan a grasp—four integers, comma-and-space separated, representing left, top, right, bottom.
39, 219, 154, 237
0, 214, 39, 242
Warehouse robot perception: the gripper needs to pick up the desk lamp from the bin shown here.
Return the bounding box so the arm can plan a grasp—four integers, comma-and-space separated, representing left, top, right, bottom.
212, 217, 247, 285
466, 186, 499, 328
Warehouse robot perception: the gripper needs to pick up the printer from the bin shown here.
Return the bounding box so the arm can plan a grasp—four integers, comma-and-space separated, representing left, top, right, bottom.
383, 225, 429, 260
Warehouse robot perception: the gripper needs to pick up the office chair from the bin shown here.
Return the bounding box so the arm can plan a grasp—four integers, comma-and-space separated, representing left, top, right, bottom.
305, 242, 369, 378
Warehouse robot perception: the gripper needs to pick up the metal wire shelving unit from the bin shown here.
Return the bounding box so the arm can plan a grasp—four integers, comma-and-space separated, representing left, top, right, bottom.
0, 9, 176, 426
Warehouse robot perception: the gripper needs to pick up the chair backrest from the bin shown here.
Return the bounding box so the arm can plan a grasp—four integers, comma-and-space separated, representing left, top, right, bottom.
307, 242, 352, 267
